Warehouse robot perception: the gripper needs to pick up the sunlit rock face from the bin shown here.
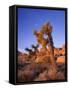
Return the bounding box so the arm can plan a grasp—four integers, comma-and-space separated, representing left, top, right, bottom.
54, 44, 65, 56
56, 56, 65, 63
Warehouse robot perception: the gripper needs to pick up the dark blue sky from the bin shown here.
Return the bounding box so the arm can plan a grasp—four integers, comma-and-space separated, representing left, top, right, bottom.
18, 8, 65, 52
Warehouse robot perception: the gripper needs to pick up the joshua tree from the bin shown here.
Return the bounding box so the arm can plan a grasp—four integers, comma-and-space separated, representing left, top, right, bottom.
33, 30, 49, 49
25, 44, 39, 55
25, 46, 38, 61
31, 44, 39, 52
25, 48, 33, 55
40, 22, 56, 66
33, 22, 56, 66
40, 22, 57, 80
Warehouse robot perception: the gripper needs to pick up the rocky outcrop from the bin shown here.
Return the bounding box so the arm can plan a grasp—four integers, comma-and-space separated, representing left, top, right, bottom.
56, 56, 65, 63
54, 45, 65, 56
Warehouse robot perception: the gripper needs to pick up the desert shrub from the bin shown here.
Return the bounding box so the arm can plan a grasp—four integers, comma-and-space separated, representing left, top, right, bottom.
18, 61, 30, 70
56, 71, 65, 80
34, 71, 48, 81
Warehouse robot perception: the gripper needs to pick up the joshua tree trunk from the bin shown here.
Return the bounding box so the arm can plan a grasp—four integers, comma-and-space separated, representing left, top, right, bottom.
48, 33, 57, 79
48, 34, 55, 66
41, 22, 56, 66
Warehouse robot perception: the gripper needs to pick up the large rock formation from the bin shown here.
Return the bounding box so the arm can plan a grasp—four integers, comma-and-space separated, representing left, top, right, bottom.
56, 56, 65, 63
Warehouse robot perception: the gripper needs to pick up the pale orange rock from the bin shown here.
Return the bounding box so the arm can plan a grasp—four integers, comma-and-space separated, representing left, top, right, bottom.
56, 56, 65, 63
59, 49, 65, 55
54, 45, 65, 56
